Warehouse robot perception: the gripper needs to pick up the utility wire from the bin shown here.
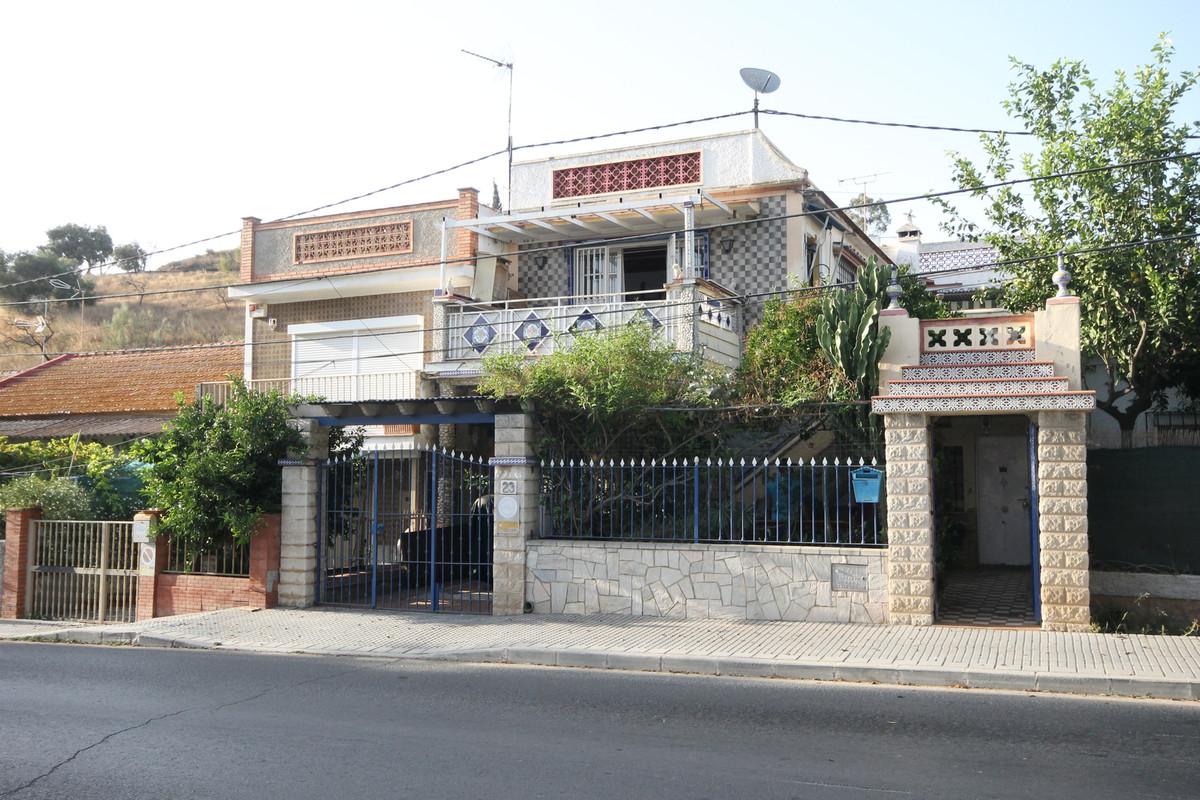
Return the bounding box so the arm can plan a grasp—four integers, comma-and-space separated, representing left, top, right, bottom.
761, 107, 1200, 140
3, 148, 1195, 310
0, 228, 1194, 366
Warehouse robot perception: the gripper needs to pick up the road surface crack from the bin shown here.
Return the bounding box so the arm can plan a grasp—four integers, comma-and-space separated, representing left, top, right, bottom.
0, 666, 362, 797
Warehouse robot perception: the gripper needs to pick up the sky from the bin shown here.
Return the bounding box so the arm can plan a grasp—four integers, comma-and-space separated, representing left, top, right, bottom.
2, 0, 1198, 269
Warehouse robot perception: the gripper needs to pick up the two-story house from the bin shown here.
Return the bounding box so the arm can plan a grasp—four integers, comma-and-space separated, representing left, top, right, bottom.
218, 129, 890, 446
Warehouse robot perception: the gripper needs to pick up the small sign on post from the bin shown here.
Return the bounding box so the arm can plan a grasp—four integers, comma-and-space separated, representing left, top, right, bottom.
132, 519, 153, 544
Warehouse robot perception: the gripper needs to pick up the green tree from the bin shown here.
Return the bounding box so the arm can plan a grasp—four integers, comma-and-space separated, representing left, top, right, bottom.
131, 380, 306, 547
45, 223, 113, 271
847, 192, 892, 235
936, 36, 1200, 444
99, 304, 177, 349
0, 476, 94, 520
112, 242, 148, 272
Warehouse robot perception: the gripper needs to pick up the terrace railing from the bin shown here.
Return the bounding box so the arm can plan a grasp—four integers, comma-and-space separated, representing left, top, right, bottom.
540, 456, 885, 547
196, 371, 419, 405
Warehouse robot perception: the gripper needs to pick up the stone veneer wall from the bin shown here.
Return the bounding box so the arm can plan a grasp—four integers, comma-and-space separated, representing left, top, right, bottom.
526, 541, 887, 622
882, 413, 935, 625
1037, 410, 1091, 630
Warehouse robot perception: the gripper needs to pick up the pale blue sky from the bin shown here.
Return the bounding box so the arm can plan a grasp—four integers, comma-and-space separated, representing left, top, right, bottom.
2, 0, 1197, 266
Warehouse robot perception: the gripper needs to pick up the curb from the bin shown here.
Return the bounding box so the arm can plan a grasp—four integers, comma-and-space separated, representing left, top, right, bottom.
23, 632, 1198, 701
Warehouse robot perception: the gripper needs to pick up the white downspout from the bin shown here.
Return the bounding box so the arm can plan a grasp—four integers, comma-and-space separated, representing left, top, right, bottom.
243, 303, 254, 381
439, 218, 449, 294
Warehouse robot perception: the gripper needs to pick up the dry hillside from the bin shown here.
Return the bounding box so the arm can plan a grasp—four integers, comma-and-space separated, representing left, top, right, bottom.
0, 264, 243, 375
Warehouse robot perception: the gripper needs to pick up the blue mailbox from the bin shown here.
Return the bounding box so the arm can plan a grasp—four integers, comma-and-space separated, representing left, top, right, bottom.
851, 466, 883, 504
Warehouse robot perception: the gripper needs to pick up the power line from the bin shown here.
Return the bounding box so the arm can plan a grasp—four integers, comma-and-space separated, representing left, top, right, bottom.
0, 228, 1193, 367
4, 147, 1194, 310
761, 107, 1200, 140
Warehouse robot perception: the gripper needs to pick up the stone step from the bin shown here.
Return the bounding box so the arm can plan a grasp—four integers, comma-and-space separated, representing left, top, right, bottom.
900, 361, 1055, 380
871, 391, 1096, 415
919, 350, 1035, 366
888, 377, 1069, 396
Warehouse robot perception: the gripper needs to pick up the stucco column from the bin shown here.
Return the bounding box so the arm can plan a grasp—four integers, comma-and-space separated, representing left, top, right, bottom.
1037, 410, 1091, 630
883, 413, 935, 625
491, 412, 537, 615
134, 510, 166, 621
278, 420, 329, 608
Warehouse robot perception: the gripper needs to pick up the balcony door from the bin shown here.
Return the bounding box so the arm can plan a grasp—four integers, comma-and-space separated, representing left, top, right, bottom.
573, 246, 622, 303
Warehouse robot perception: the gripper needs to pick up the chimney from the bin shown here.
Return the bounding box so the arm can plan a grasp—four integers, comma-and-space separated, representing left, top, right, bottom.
893, 211, 922, 270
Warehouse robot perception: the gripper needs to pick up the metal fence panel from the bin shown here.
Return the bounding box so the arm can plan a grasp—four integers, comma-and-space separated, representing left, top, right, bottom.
540, 457, 885, 547
319, 446, 493, 614
29, 521, 139, 622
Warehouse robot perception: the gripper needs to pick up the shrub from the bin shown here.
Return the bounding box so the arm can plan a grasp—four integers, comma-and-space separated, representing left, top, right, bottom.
131, 379, 306, 547
0, 476, 94, 520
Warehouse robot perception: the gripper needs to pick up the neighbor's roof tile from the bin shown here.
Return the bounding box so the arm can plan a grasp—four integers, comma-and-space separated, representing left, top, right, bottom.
0, 345, 243, 417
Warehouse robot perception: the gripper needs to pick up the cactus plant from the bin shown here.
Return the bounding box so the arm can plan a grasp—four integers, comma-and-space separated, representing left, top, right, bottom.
814, 259, 892, 401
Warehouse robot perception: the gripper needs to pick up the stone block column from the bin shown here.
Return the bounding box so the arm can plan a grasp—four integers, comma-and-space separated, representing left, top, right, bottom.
883, 414, 935, 625
1037, 410, 1091, 630
278, 419, 329, 609
491, 412, 538, 615
1, 507, 41, 619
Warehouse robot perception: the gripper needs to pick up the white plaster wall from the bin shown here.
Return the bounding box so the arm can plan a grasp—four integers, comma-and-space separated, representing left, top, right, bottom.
526, 541, 887, 623
511, 130, 808, 210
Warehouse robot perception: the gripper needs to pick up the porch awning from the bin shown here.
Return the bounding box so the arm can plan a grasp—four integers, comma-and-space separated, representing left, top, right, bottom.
451, 190, 758, 244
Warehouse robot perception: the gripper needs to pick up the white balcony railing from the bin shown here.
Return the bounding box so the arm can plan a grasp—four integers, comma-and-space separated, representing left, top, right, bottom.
197, 371, 419, 405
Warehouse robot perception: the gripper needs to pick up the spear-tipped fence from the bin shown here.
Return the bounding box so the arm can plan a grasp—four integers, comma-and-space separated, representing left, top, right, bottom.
540, 456, 885, 546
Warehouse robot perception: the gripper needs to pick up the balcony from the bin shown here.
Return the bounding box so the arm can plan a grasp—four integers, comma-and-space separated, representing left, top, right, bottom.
435, 284, 743, 370
196, 371, 420, 405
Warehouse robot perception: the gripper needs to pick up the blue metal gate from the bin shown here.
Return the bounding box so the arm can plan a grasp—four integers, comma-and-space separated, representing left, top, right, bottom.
318, 447, 493, 614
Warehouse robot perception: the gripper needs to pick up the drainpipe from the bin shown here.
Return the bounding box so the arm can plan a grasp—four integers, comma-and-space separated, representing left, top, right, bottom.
438, 218, 449, 294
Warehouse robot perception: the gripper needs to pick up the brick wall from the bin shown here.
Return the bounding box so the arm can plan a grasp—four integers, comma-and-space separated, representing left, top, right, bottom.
140, 514, 280, 620
1, 508, 40, 619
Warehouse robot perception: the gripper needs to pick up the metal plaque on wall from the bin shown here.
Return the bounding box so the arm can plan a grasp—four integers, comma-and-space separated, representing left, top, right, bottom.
831, 563, 869, 593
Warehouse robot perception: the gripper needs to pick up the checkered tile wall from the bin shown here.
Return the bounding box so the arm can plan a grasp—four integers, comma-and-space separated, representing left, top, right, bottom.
516, 241, 571, 299
709, 194, 787, 327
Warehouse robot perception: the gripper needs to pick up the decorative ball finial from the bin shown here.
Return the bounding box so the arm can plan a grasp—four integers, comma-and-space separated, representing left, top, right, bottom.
1052, 250, 1072, 298
886, 265, 903, 310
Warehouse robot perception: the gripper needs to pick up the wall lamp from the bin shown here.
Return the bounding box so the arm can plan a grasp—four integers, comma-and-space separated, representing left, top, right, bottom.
533, 255, 549, 268
719, 236, 735, 255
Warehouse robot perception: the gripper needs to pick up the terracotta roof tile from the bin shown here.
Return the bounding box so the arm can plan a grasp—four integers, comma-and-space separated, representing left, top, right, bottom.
0, 345, 244, 417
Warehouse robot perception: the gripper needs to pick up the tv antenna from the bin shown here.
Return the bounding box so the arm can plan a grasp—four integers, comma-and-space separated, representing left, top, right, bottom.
837, 171, 892, 195
739, 67, 781, 129
463, 48, 514, 212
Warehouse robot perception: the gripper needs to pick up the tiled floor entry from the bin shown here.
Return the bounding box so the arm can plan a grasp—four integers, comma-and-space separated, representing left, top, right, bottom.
938, 568, 1036, 627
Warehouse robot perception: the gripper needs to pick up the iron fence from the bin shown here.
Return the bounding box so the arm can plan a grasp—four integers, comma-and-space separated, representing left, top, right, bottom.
163, 537, 250, 577
540, 457, 885, 546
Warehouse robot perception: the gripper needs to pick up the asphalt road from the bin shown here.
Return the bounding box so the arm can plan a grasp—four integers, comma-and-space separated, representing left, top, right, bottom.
0, 642, 1197, 800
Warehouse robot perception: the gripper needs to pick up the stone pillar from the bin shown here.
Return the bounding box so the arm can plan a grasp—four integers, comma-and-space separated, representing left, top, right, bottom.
278, 420, 329, 608
883, 414, 935, 625
134, 510, 166, 621
665, 280, 700, 354
1, 507, 41, 619
1037, 410, 1091, 630
490, 412, 538, 615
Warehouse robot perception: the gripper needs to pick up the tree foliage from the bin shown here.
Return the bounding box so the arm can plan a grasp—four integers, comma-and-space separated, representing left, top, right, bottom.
0, 435, 142, 520
0, 476, 94, 520
112, 242, 148, 272
478, 324, 721, 460
736, 295, 854, 408
45, 223, 113, 271
131, 380, 306, 547
936, 36, 1200, 437
847, 192, 892, 235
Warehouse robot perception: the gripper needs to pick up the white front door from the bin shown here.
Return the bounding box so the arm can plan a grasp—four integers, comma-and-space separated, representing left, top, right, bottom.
574, 245, 621, 301
976, 434, 1032, 565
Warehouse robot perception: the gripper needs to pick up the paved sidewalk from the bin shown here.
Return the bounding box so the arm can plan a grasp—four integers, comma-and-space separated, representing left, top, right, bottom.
0, 619, 83, 640
17, 607, 1200, 701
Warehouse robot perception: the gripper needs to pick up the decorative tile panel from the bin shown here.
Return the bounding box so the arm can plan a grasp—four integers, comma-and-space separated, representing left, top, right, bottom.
462, 314, 498, 354
630, 305, 663, 331
294, 221, 413, 264
515, 312, 550, 351
888, 378, 1069, 396
919, 314, 1034, 354
569, 309, 603, 334
919, 350, 1035, 366
901, 363, 1054, 380
872, 392, 1095, 415
551, 152, 701, 199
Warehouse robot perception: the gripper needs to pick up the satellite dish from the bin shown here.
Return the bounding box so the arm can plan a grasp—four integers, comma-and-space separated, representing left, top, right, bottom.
740, 67, 781, 94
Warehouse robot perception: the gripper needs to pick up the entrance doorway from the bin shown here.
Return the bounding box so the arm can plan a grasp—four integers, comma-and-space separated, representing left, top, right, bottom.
932, 415, 1038, 626
622, 245, 668, 301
